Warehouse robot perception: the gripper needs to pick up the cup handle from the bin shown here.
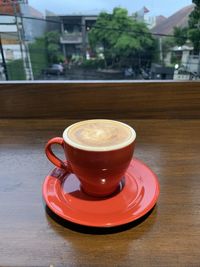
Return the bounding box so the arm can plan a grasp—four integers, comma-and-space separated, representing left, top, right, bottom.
45, 137, 71, 171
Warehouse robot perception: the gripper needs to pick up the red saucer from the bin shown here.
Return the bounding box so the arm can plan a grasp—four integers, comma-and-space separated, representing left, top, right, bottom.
43, 158, 160, 227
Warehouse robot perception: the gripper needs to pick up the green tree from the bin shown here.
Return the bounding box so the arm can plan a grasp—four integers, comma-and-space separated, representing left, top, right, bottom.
188, 0, 200, 53
45, 31, 64, 63
29, 37, 48, 78
173, 27, 188, 46
88, 7, 155, 68
7, 59, 26, 80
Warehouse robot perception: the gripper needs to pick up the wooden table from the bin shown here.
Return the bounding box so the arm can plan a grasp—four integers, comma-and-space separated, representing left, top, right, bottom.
0, 82, 200, 266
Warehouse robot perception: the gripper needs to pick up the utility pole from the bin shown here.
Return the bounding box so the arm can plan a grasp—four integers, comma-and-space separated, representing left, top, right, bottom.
12, 0, 33, 80
159, 37, 163, 65
0, 35, 8, 80
81, 17, 87, 60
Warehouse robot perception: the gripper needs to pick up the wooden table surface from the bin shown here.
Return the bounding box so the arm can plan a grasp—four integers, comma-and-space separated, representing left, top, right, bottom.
1, 118, 200, 267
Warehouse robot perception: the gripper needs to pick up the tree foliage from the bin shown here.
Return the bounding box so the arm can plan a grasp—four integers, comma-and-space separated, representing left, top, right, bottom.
29, 37, 48, 78
173, 27, 188, 46
29, 32, 64, 77
45, 31, 64, 63
161, 37, 175, 58
88, 7, 155, 68
188, 0, 200, 53
7, 59, 26, 80
173, 1, 200, 53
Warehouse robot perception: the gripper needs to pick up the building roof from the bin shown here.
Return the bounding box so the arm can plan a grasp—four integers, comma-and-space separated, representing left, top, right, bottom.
155, 15, 166, 26
151, 4, 194, 35
21, 5, 44, 18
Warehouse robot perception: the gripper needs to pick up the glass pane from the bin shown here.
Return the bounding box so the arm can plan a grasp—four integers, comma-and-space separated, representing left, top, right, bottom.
0, 0, 195, 81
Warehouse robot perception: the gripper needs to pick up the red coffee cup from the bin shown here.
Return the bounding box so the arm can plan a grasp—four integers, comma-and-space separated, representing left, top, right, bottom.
45, 120, 136, 197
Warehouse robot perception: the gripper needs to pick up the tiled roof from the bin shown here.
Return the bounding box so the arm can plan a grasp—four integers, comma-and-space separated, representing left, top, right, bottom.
156, 15, 166, 25
151, 4, 194, 35
24, 5, 44, 18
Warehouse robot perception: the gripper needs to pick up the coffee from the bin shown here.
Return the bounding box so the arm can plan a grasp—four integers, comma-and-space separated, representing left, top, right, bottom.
63, 119, 136, 151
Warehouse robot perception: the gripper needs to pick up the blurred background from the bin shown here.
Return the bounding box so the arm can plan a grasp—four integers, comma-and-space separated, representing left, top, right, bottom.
0, 0, 198, 81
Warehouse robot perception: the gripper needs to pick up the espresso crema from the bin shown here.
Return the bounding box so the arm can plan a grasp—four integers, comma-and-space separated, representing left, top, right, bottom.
63, 120, 136, 151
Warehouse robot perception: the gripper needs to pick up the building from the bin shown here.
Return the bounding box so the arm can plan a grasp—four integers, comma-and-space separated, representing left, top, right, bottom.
146, 15, 166, 29
0, 0, 47, 79
0, 1, 25, 65
134, 6, 149, 22
0, 0, 23, 15
46, 6, 159, 61
20, 3, 46, 41
46, 13, 97, 59
150, 4, 196, 79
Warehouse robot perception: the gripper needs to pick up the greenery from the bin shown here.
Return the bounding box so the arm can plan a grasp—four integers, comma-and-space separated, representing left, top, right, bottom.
81, 59, 105, 69
162, 37, 176, 58
188, 0, 200, 53
173, 0, 200, 53
171, 51, 182, 65
29, 31, 63, 78
173, 27, 188, 46
5, 32, 61, 80
45, 31, 64, 63
7, 59, 26, 80
29, 37, 48, 78
88, 7, 155, 69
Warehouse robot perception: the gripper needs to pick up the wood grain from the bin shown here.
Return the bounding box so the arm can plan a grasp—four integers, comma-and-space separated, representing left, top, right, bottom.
1, 81, 200, 119
1, 81, 200, 266
0, 119, 200, 266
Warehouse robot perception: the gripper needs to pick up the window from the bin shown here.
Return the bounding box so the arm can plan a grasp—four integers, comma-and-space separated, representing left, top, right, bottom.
0, 0, 195, 81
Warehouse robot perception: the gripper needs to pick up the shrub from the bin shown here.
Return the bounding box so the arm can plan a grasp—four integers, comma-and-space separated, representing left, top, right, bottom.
7, 59, 26, 80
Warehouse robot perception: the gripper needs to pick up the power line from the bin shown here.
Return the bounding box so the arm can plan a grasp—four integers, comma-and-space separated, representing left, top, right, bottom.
0, 12, 189, 39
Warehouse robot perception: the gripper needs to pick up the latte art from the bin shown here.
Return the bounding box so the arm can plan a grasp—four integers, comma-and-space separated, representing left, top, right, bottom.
64, 120, 136, 151
70, 121, 131, 147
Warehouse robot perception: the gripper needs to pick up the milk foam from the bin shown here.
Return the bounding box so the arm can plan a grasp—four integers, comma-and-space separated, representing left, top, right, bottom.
63, 120, 136, 151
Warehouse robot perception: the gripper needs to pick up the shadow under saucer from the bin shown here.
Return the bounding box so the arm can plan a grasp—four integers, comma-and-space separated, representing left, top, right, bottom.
45, 204, 156, 235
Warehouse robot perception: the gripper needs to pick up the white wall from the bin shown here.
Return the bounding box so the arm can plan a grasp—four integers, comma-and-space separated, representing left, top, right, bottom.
3, 44, 22, 61
0, 15, 15, 24
0, 25, 18, 32
0, 15, 18, 32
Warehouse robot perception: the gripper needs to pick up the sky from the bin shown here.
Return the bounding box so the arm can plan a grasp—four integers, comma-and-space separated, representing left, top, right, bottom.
28, 0, 192, 17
